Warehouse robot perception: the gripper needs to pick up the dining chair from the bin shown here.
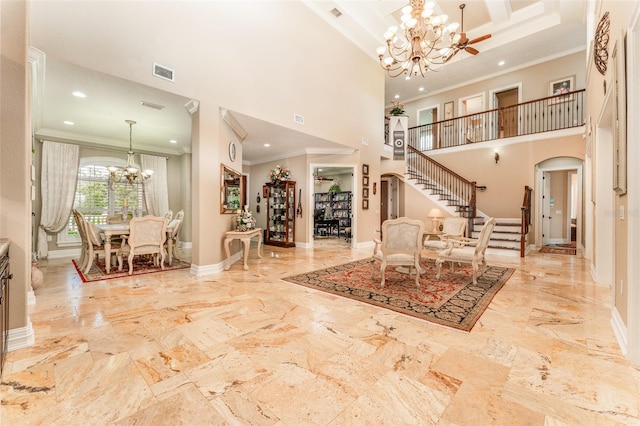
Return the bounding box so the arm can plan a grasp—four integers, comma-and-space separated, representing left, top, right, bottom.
435, 217, 496, 284
117, 215, 167, 275
165, 209, 184, 263
78, 214, 121, 274
72, 209, 89, 271
164, 210, 173, 222
370, 217, 424, 288
106, 214, 126, 224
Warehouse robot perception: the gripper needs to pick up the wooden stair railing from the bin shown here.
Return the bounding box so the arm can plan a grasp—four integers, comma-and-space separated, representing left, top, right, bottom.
520, 185, 532, 257
408, 89, 585, 151
406, 146, 476, 232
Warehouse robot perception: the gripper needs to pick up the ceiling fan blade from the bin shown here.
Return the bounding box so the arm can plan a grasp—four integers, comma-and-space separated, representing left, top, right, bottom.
465, 46, 479, 55
468, 34, 491, 45
445, 49, 460, 62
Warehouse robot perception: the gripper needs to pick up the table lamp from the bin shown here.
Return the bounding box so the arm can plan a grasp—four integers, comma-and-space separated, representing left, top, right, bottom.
427, 208, 444, 233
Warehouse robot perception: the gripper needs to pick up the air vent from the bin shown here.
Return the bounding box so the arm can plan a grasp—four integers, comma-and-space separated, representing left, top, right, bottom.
140, 101, 165, 110
293, 113, 304, 125
330, 8, 342, 17
153, 62, 175, 82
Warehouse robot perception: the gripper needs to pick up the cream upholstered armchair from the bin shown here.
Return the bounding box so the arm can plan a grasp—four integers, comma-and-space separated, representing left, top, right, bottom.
117, 216, 167, 275
435, 217, 496, 284
424, 217, 467, 252
370, 217, 425, 288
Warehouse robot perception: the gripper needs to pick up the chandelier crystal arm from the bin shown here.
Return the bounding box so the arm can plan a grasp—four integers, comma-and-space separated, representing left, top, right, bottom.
377, 0, 460, 78
108, 119, 154, 189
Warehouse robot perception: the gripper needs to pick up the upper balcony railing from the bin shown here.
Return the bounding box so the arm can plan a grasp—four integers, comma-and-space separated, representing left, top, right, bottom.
403, 89, 585, 152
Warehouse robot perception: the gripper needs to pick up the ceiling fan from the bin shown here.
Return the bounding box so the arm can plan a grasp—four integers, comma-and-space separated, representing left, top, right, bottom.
447, 4, 491, 61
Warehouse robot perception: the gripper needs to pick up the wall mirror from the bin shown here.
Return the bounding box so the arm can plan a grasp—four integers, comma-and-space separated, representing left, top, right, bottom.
221, 164, 242, 214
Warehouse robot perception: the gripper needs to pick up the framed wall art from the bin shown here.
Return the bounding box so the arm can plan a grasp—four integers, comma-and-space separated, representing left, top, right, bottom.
444, 101, 454, 125
362, 164, 369, 176
612, 33, 627, 194
362, 199, 369, 210
363, 176, 369, 187
362, 187, 369, 199
548, 75, 575, 103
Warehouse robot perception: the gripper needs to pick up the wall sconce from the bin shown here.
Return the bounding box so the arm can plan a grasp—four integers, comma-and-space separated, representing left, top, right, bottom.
494, 150, 500, 164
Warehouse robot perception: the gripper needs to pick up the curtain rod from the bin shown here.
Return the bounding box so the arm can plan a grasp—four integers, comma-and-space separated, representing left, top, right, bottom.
38, 138, 171, 159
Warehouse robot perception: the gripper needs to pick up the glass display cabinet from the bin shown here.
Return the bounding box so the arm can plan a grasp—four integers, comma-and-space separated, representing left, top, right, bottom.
264, 180, 296, 247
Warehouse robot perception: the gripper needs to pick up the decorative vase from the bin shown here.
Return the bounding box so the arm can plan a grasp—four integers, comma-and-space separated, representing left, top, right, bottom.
31, 262, 43, 290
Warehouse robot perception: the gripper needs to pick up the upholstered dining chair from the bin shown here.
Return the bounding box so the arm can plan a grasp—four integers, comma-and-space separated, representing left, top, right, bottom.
72, 209, 89, 271
164, 210, 173, 222
165, 209, 184, 263
435, 217, 496, 284
106, 214, 126, 224
74, 211, 120, 274
370, 217, 425, 288
117, 215, 167, 275
424, 217, 467, 252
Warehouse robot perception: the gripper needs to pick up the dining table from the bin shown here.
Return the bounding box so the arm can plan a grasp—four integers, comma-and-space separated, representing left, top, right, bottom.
97, 222, 175, 274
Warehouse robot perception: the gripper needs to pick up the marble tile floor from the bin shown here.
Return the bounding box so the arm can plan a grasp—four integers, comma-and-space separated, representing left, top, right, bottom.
2, 243, 640, 425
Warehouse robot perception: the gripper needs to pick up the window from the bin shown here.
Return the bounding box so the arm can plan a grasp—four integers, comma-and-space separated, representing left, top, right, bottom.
57, 157, 146, 245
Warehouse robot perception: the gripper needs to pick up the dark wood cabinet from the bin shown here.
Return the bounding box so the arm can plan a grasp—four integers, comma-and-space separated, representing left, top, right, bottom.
264, 180, 296, 247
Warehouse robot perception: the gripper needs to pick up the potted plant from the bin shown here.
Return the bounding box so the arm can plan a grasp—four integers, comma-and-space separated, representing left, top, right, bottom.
389, 99, 406, 116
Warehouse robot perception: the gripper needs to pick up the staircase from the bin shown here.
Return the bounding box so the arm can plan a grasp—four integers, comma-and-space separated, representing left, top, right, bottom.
470, 217, 526, 256
405, 146, 530, 257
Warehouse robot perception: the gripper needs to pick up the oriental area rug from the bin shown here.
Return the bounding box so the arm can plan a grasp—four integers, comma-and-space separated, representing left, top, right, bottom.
73, 256, 190, 283
283, 259, 514, 332
540, 243, 576, 255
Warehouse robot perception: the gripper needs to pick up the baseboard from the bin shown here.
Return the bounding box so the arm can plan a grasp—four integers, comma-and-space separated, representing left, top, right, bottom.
7, 319, 35, 352
296, 241, 312, 249
611, 307, 628, 356
354, 240, 375, 250
190, 252, 238, 277
48, 248, 81, 259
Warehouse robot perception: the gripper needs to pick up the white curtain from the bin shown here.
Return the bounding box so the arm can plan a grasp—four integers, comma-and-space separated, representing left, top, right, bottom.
141, 154, 169, 217
38, 141, 80, 259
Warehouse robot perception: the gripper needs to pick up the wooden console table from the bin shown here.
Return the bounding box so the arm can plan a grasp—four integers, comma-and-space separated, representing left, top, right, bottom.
224, 228, 263, 271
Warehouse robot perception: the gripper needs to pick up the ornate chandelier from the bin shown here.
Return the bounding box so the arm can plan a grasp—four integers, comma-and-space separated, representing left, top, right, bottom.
376, 0, 460, 78
108, 120, 154, 188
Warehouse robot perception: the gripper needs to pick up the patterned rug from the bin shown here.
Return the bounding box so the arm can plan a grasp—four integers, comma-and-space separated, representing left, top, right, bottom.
540, 243, 576, 255
282, 259, 514, 332
72, 256, 190, 282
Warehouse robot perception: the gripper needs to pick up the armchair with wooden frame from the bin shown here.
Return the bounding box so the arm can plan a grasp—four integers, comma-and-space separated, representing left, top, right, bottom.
424, 217, 467, 252
370, 217, 425, 288
73, 209, 120, 274
435, 217, 496, 284
117, 215, 167, 275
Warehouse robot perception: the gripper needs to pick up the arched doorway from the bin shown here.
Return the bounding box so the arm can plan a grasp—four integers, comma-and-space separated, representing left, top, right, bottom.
535, 157, 583, 252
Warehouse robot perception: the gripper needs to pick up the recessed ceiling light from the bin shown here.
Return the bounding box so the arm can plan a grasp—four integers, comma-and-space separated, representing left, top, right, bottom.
264, 143, 270, 147
394, 94, 400, 99
418, 87, 424, 92
498, 60, 505, 66
72, 91, 86, 98
63, 120, 74, 125
405, 76, 411, 80
169, 139, 177, 144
